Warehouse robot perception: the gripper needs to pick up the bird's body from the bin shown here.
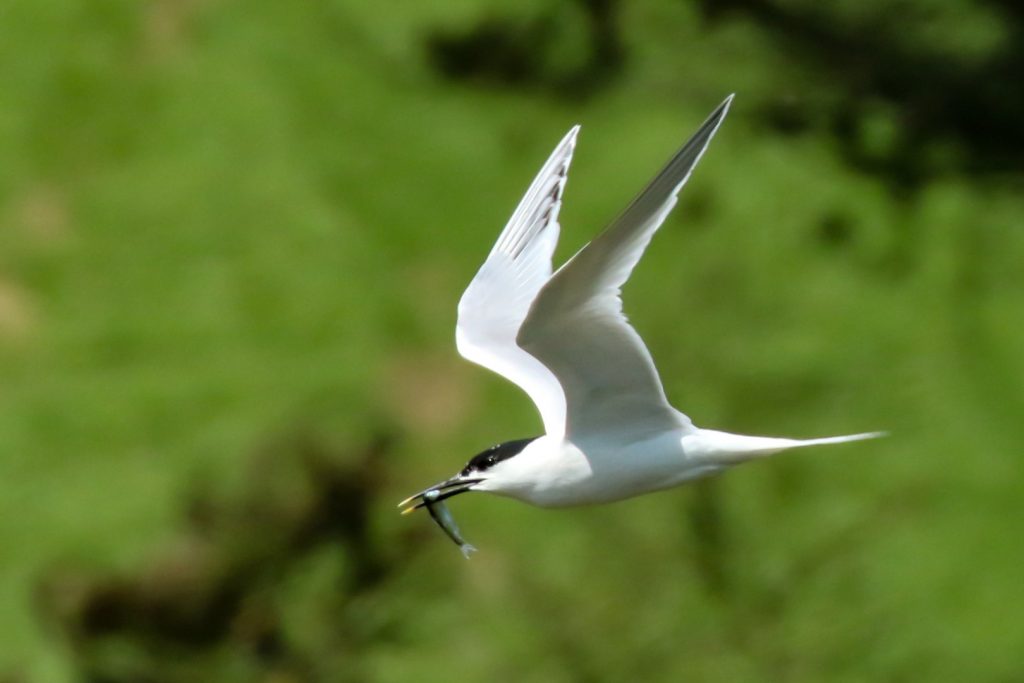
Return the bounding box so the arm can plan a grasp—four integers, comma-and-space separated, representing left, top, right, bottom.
471, 430, 708, 508
471, 429, 880, 508
400, 95, 882, 541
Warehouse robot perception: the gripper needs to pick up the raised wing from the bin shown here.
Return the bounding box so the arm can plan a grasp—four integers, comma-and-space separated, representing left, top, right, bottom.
518, 96, 733, 439
455, 126, 580, 438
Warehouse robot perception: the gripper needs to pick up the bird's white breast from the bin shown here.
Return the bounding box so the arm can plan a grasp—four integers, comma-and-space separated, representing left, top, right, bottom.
479, 430, 722, 507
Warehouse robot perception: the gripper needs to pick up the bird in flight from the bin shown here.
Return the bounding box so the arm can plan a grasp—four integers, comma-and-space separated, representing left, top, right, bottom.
399, 95, 882, 541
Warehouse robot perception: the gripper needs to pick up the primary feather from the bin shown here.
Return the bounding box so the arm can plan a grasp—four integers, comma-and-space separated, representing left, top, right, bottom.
518, 97, 732, 438
455, 126, 579, 438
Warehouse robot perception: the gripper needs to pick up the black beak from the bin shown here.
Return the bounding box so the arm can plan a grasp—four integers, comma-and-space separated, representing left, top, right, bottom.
398, 475, 483, 515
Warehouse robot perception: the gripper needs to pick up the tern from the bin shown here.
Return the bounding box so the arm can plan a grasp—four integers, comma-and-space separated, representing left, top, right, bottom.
400, 95, 882, 522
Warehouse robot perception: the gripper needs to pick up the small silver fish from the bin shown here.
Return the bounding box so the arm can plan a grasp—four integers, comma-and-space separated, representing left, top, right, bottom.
422, 489, 477, 559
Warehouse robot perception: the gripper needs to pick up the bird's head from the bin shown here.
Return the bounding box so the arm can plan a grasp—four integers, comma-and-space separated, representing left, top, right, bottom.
398, 437, 539, 514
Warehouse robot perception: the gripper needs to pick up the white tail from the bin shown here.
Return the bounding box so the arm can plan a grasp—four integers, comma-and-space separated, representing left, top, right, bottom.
788, 431, 888, 448
691, 429, 886, 464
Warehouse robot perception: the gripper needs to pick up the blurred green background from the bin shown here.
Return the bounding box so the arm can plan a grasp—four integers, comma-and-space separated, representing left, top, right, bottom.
1, 0, 1022, 681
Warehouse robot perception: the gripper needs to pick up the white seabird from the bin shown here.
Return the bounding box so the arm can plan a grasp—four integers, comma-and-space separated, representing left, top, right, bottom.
400, 95, 882, 525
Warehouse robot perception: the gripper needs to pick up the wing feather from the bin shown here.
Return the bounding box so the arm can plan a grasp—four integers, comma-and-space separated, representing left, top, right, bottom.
518, 97, 733, 438
455, 126, 580, 437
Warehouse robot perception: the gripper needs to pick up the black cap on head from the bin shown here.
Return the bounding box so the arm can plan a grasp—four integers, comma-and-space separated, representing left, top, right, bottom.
461, 437, 538, 476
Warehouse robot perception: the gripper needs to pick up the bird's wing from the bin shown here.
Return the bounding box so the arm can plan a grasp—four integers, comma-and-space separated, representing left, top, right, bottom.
455, 126, 580, 438
518, 96, 732, 439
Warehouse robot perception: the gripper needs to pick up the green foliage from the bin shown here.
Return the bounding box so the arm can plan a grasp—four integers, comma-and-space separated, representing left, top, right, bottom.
0, 0, 1022, 681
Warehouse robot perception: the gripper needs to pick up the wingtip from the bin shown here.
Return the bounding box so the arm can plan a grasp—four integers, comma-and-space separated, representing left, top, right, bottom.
712, 94, 735, 120
547, 125, 581, 162
562, 124, 582, 148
